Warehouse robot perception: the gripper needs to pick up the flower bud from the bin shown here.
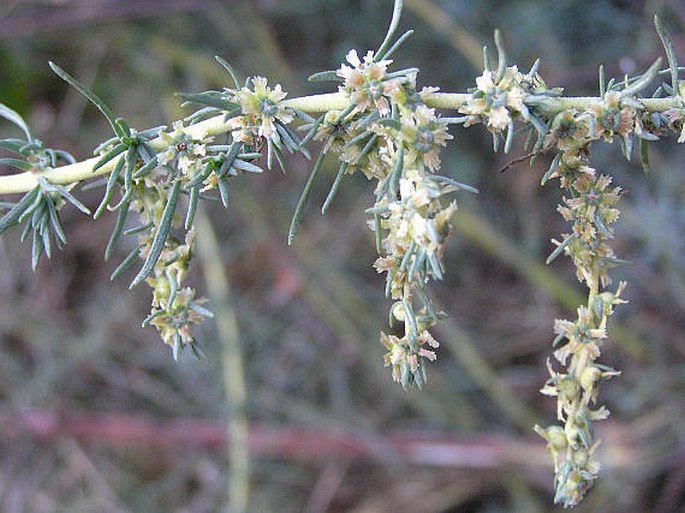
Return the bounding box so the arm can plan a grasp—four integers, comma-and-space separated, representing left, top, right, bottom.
565, 424, 582, 449
546, 425, 568, 451
391, 302, 406, 322
580, 366, 602, 393
558, 376, 579, 400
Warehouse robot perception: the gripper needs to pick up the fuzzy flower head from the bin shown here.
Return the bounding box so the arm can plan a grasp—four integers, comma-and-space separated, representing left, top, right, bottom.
555, 172, 622, 287
459, 66, 526, 132
313, 109, 349, 154
545, 109, 594, 156
552, 457, 599, 508
379, 170, 458, 255
341, 132, 392, 181
234, 76, 294, 140
561, 174, 621, 234
587, 91, 636, 142
380, 330, 439, 388
550, 158, 596, 191
399, 105, 452, 172
553, 306, 607, 368
150, 287, 212, 360
373, 171, 459, 300
337, 49, 396, 116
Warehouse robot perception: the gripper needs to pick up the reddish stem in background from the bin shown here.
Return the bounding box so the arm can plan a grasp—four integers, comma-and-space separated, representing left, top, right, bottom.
0, 409, 643, 470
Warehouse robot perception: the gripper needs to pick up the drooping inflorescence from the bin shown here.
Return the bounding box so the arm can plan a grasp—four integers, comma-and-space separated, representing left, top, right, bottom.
303, 47, 476, 389
0, 0, 684, 507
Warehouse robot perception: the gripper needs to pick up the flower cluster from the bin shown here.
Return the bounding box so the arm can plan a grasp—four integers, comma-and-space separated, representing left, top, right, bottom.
337, 49, 396, 115
557, 171, 622, 286
229, 76, 294, 144
373, 171, 458, 387
460, 66, 526, 132
313, 46, 475, 388
534, 86, 649, 506
386, 171, 457, 248
83, 71, 300, 358
141, 226, 213, 359
131, 76, 302, 355
397, 104, 451, 172
534, 283, 625, 508
156, 121, 209, 177
380, 330, 439, 386
587, 91, 638, 142
459, 58, 558, 154
127, 135, 213, 357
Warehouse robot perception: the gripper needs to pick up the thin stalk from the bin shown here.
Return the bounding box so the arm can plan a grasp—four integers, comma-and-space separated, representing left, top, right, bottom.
194, 208, 249, 513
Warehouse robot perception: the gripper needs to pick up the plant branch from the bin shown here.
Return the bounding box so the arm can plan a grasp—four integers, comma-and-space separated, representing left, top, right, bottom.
0, 92, 681, 196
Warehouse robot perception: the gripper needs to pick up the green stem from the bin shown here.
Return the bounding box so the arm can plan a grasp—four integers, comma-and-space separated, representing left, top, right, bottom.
0, 92, 680, 195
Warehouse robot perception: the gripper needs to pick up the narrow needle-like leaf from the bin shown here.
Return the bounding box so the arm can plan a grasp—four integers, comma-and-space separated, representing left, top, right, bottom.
288, 147, 326, 245
494, 29, 507, 84
110, 246, 140, 281
0, 103, 33, 141
130, 179, 181, 288
105, 197, 131, 261
375, 0, 404, 61
94, 157, 125, 219
321, 161, 346, 214
185, 185, 200, 229
0, 187, 39, 235
546, 235, 574, 265
49, 62, 123, 139
654, 15, 679, 100
215, 56, 241, 89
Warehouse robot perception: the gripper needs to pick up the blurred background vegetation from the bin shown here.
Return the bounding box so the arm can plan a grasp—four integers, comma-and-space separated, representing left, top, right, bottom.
0, 0, 684, 512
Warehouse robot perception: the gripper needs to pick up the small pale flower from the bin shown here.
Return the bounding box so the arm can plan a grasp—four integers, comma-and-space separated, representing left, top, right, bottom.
150, 287, 210, 349
337, 49, 396, 115
460, 66, 527, 133
400, 105, 452, 172
488, 106, 511, 131
235, 76, 294, 140
475, 69, 496, 91
155, 121, 211, 178
380, 329, 439, 386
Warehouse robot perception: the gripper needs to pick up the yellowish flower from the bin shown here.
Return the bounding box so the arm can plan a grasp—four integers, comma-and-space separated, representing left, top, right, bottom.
460, 67, 527, 132
399, 105, 452, 172
337, 49, 396, 115
235, 76, 294, 140
156, 121, 210, 177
